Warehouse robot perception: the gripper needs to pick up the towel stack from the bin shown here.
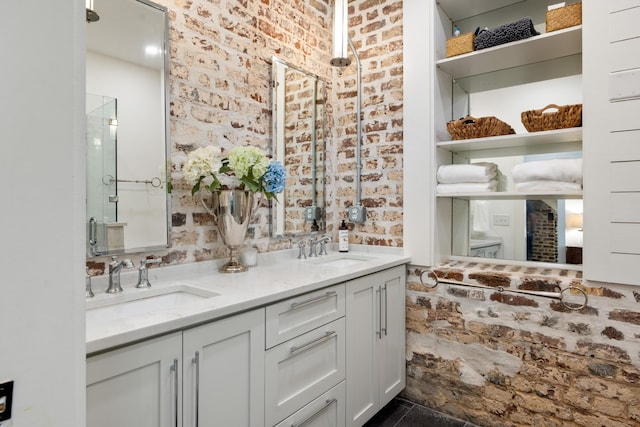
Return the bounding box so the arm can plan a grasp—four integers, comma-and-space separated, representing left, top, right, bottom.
511, 158, 582, 192
437, 163, 500, 194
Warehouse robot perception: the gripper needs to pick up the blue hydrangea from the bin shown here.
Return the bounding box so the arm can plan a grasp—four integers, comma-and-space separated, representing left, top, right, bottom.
262, 161, 286, 194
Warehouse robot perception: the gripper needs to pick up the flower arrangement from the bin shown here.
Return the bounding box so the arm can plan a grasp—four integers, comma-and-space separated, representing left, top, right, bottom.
184, 145, 285, 200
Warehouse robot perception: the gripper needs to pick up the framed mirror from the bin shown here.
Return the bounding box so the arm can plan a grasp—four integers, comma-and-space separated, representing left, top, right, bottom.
271, 57, 327, 237
86, 0, 170, 257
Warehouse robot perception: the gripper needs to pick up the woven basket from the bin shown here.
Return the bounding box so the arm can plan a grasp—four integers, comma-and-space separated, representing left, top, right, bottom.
521, 104, 583, 132
546, 2, 582, 32
446, 33, 475, 58
447, 116, 515, 140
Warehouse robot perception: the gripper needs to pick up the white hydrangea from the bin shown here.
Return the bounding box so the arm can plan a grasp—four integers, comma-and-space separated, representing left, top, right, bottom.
183, 145, 223, 185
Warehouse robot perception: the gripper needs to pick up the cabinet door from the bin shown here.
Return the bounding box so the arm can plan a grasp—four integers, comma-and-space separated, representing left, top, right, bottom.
183, 309, 265, 427
345, 273, 380, 426
87, 332, 182, 427
345, 266, 406, 427
378, 268, 406, 408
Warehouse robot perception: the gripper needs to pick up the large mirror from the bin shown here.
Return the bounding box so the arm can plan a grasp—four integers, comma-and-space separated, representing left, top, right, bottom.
271, 58, 327, 237
86, 0, 170, 257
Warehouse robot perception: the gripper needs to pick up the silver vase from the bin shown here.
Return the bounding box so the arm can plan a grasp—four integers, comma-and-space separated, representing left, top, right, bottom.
201, 189, 254, 273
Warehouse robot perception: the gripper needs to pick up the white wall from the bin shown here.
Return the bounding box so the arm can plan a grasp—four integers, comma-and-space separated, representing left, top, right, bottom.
0, 1, 85, 426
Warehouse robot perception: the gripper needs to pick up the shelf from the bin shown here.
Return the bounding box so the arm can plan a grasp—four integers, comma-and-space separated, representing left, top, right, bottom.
437, 0, 526, 21
437, 191, 583, 201
436, 26, 582, 80
437, 127, 583, 158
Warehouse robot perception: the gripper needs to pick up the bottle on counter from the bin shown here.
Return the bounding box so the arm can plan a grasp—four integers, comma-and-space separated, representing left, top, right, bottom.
338, 220, 349, 253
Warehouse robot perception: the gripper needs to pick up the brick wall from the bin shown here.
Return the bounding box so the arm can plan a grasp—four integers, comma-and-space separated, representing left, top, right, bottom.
404, 261, 640, 426
329, 0, 404, 245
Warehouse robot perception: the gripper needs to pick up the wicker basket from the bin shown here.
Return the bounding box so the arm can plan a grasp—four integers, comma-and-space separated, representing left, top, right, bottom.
546, 2, 582, 32
521, 104, 582, 132
446, 33, 475, 58
447, 116, 515, 140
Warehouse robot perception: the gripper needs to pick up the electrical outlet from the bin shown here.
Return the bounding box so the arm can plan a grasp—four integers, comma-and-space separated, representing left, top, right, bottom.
304, 206, 320, 221
493, 214, 510, 226
348, 205, 366, 223
0, 381, 14, 421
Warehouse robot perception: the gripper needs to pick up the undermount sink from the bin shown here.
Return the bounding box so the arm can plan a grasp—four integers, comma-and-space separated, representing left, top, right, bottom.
308, 254, 372, 268
86, 284, 219, 324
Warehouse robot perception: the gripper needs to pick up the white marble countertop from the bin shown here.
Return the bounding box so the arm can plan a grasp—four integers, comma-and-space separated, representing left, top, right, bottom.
86, 245, 410, 355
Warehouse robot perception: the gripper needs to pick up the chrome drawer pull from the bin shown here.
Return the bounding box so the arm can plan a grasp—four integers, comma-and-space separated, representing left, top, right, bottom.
291, 398, 338, 427
290, 331, 336, 354
192, 351, 200, 427
382, 284, 388, 336
289, 291, 337, 310
170, 359, 179, 427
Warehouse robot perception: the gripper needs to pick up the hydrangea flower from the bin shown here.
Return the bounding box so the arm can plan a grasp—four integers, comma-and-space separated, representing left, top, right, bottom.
262, 161, 286, 194
183, 144, 285, 199
183, 145, 223, 190
227, 146, 269, 180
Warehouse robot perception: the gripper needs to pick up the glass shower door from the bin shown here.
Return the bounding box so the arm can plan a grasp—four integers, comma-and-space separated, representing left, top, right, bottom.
86, 94, 117, 256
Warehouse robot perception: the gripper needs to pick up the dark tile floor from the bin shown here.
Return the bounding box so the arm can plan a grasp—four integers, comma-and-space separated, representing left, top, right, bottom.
364, 398, 480, 427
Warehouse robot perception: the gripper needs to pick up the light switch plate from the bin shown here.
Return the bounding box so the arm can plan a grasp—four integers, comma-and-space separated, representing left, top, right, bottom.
304, 206, 320, 221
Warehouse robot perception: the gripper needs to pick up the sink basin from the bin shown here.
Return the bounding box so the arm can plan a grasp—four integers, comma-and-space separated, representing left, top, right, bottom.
308, 254, 372, 268
86, 284, 219, 324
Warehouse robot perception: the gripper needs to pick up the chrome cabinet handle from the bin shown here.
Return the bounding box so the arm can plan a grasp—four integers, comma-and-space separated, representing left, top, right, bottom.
291, 398, 337, 427
170, 359, 178, 427
192, 351, 200, 427
89, 217, 97, 247
376, 287, 382, 338
289, 291, 337, 310
290, 331, 336, 354
382, 284, 388, 336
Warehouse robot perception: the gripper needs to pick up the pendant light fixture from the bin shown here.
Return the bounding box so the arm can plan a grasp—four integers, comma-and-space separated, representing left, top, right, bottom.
331, 0, 351, 67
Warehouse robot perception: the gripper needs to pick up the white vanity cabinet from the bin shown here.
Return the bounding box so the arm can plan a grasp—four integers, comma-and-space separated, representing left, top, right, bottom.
86, 308, 265, 427
87, 262, 408, 427
345, 265, 406, 427
87, 332, 182, 427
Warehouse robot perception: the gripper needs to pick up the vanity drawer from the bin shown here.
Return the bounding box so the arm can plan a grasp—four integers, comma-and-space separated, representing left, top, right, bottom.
266, 283, 345, 348
265, 318, 346, 426
274, 381, 345, 427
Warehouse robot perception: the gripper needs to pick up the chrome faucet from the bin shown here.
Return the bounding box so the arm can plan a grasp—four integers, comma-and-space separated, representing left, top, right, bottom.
317, 236, 331, 256
85, 266, 94, 298
309, 236, 331, 257
107, 256, 133, 293
297, 241, 307, 259
136, 258, 161, 288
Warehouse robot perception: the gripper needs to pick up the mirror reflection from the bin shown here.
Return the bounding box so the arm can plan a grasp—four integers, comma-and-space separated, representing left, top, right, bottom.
452, 152, 583, 265
86, 0, 170, 257
271, 58, 327, 237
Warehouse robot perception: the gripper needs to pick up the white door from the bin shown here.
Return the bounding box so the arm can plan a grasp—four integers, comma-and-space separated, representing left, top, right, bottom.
183, 308, 265, 427
87, 332, 182, 427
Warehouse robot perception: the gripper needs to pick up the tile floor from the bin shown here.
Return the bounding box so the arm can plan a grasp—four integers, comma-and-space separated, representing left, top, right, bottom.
363, 398, 480, 427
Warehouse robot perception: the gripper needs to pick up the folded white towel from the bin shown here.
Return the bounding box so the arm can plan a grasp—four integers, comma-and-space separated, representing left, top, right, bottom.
514, 180, 582, 192
511, 158, 582, 184
437, 181, 498, 193
437, 162, 497, 184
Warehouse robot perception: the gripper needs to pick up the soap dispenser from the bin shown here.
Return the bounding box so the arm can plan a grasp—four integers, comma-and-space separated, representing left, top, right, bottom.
339, 220, 349, 253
